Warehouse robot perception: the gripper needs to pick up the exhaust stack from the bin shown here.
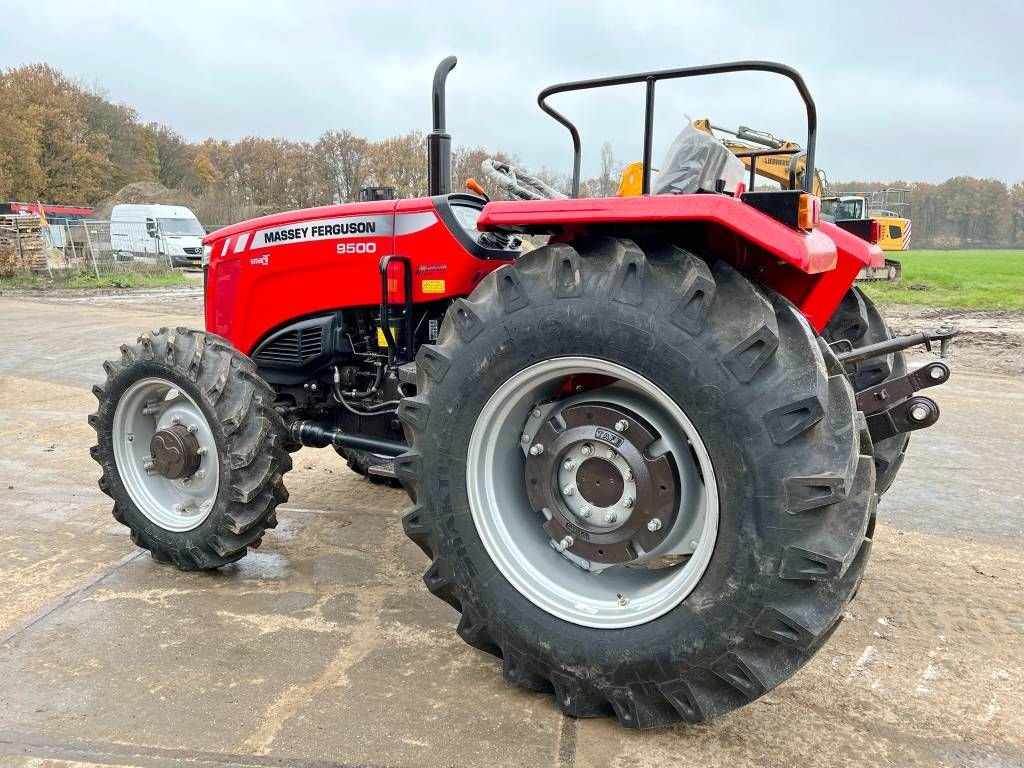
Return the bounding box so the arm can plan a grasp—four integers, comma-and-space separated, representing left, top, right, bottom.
427, 56, 457, 197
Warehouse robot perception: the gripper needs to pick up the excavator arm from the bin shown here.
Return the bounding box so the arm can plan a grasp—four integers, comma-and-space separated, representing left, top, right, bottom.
615, 118, 828, 197
691, 118, 828, 196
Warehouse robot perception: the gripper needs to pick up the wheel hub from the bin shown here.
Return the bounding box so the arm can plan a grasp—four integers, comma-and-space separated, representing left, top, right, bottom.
112, 377, 220, 532
574, 457, 623, 508
149, 424, 202, 479
525, 402, 680, 566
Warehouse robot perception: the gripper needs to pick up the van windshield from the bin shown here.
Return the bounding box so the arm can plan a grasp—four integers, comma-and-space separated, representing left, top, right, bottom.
158, 218, 205, 236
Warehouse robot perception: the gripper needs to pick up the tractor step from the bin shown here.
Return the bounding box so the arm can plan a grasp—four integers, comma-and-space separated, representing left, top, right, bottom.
367, 460, 398, 479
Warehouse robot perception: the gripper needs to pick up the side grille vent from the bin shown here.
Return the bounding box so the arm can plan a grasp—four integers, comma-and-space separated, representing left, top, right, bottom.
253, 322, 327, 368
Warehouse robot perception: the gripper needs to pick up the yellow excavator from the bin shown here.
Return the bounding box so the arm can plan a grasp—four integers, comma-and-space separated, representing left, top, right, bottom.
821, 188, 912, 253
615, 120, 908, 281
691, 119, 829, 197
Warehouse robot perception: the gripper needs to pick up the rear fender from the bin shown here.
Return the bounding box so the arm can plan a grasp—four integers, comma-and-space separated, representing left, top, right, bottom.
478, 196, 880, 331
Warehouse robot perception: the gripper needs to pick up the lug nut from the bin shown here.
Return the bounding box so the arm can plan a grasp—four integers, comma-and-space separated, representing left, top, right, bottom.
604, 511, 617, 524
909, 403, 931, 422
529, 443, 545, 456
195, 470, 206, 480
581, 443, 594, 456
647, 518, 662, 532
614, 419, 629, 432
563, 459, 576, 471
623, 496, 634, 509
690, 539, 699, 549
562, 484, 575, 497
605, 448, 616, 459
624, 469, 634, 482
187, 424, 198, 434
556, 535, 574, 552
579, 504, 591, 518
531, 408, 542, 419
171, 415, 181, 425
197, 447, 208, 456
929, 366, 944, 381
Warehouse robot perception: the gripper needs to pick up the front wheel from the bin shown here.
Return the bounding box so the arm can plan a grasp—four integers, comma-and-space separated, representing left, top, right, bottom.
398, 238, 875, 728
89, 328, 291, 569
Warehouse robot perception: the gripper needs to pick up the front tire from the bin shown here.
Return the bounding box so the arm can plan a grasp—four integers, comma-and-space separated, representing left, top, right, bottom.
89, 327, 291, 570
398, 238, 875, 727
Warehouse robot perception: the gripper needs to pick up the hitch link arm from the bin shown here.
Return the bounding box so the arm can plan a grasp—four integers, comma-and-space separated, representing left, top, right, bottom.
858, 361, 950, 442
836, 325, 959, 366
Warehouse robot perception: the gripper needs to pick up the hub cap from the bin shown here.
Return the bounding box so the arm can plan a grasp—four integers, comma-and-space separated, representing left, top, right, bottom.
467, 357, 719, 629
150, 424, 202, 479
112, 377, 219, 532
525, 402, 679, 565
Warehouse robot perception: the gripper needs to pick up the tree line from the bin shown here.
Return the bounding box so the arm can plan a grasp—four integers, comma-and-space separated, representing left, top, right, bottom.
830, 179, 1024, 248
1, 63, 1022, 246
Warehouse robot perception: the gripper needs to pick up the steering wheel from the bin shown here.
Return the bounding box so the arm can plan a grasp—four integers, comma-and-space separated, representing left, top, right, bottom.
481, 159, 567, 201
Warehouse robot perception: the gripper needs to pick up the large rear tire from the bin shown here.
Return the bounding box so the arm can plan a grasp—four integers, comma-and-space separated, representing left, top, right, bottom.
90, 328, 291, 570
398, 238, 875, 728
823, 288, 910, 494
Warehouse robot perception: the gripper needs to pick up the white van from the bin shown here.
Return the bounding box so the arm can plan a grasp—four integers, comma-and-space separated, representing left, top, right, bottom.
110, 204, 206, 268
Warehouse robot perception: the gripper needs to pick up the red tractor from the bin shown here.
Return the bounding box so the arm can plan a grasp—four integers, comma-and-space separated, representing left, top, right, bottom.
90, 58, 955, 728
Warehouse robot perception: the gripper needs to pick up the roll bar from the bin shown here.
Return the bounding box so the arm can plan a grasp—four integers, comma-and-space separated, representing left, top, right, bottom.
537, 60, 818, 198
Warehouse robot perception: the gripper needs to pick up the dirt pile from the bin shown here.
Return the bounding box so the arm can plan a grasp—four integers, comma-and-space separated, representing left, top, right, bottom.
91, 183, 197, 220
881, 303, 1024, 376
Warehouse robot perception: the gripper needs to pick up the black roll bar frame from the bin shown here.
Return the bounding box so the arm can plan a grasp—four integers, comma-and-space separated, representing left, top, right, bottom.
537, 61, 818, 198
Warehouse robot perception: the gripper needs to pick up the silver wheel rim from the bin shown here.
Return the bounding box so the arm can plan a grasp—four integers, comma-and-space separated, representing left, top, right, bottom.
112, 377, 220, 532
467, 357, 719, 629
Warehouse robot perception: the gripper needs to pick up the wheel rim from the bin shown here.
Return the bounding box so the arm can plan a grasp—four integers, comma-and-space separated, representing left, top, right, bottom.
112, 377, 220, 532
467, 357, 719, 629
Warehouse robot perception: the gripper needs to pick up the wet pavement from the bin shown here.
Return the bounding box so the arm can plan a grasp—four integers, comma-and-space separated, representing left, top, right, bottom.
0, 291, 1021, 768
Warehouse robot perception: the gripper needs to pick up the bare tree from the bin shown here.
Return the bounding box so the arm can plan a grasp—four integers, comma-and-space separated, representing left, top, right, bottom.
315, 130, 368, 203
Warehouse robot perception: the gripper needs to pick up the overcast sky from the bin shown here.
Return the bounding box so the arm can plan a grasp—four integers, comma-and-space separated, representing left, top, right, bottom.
2, 1, 1021, 184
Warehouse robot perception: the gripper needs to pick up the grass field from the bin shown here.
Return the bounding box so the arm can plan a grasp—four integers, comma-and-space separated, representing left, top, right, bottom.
0, 270, 189, 291
862, 249, 1024, 310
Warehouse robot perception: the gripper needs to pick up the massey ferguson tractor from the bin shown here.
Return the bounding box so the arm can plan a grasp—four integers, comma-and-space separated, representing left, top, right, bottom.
89, 58, 957, 728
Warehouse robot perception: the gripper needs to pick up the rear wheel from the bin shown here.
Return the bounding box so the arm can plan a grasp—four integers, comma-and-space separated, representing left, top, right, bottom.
90, 328, 291, 569
398, 238, 875, 727
823, 288, 910, 494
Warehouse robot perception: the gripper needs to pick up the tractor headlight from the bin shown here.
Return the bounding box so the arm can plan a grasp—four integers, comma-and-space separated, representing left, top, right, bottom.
201, 244, 212, 267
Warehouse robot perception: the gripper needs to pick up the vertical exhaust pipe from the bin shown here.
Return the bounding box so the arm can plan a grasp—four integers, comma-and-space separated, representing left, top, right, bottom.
427, 56, 457, 197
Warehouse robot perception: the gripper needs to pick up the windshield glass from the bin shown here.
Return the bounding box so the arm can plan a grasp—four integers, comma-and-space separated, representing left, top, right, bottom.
834, 199, 863, 220
450, 204, 482, 240
158, 217, 205, 236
